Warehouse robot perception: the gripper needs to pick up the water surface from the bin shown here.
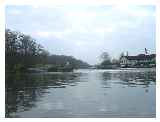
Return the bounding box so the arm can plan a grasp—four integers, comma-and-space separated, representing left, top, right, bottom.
6, 68, 156, 117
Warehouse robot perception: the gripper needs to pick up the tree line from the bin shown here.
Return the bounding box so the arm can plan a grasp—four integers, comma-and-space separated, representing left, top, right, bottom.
47, 55, 90, 69
6, 29, 49, 71
5, 29, 90, 72
96, 52, 122, 69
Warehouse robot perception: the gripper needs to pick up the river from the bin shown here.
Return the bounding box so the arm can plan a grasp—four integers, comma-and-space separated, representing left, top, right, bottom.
5, 68, 156, 118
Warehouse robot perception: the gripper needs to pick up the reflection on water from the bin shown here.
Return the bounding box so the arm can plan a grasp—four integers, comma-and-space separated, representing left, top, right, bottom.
6, 68, 156, 118
6, 72, 82, 117
101, 70, 155, 88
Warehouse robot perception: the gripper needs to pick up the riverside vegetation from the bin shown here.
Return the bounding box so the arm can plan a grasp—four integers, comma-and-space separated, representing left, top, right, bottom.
6, 29, 90, 73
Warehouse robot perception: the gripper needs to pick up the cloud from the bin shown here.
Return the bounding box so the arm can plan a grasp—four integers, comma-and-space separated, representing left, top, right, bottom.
35, 31, 52, 38
35, 29, 73, 39
7, 8, 22, 15
6, 5, 155, 65
67, 11, 97, 19
95, 27, 114, 33
112, 5, 155, 17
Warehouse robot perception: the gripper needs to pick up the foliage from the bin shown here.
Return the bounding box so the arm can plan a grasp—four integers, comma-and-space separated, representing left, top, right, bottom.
47, 55, 90, 69
5, 29, 49, 71
119, 52, 124, 60
98, 52, 120, 69
5, 29, 90, 72
100, 52, 110, 62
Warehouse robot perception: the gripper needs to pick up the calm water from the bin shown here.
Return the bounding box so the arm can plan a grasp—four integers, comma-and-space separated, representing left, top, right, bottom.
6, 68, 156, 118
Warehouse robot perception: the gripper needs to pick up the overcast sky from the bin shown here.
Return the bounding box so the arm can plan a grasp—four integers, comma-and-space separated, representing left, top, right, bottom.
6, 5, 155, 65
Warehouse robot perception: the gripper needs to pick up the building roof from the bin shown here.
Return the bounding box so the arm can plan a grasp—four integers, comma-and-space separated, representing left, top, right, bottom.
123, 54, 156, 60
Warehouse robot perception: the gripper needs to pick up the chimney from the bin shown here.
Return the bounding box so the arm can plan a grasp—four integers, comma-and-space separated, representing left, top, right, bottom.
126, 51, 128, 56
145, 48, 148, 55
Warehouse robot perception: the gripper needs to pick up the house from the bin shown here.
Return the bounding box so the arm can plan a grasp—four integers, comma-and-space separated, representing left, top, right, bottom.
120, 54, 156, 68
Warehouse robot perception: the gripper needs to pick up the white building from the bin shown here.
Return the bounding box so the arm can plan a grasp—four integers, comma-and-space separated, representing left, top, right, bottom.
120, 54, 156, 68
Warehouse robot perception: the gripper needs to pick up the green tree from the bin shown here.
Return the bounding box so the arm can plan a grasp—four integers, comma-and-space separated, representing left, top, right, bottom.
98, 52, 111, 69
5, 29, 49, 72
100, 52, 110, 62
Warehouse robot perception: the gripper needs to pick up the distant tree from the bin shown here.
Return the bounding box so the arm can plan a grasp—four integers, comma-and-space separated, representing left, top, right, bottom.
119, 52, 124, 60
101, 60, 111, 66
111, 58, 119, 64
100, 52, 111, 62
98, 52, 111, 68
47, 55, 90, 69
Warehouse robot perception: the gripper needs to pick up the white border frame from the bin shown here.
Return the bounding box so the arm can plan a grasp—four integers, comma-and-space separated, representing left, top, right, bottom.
0, 0, 159, 121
